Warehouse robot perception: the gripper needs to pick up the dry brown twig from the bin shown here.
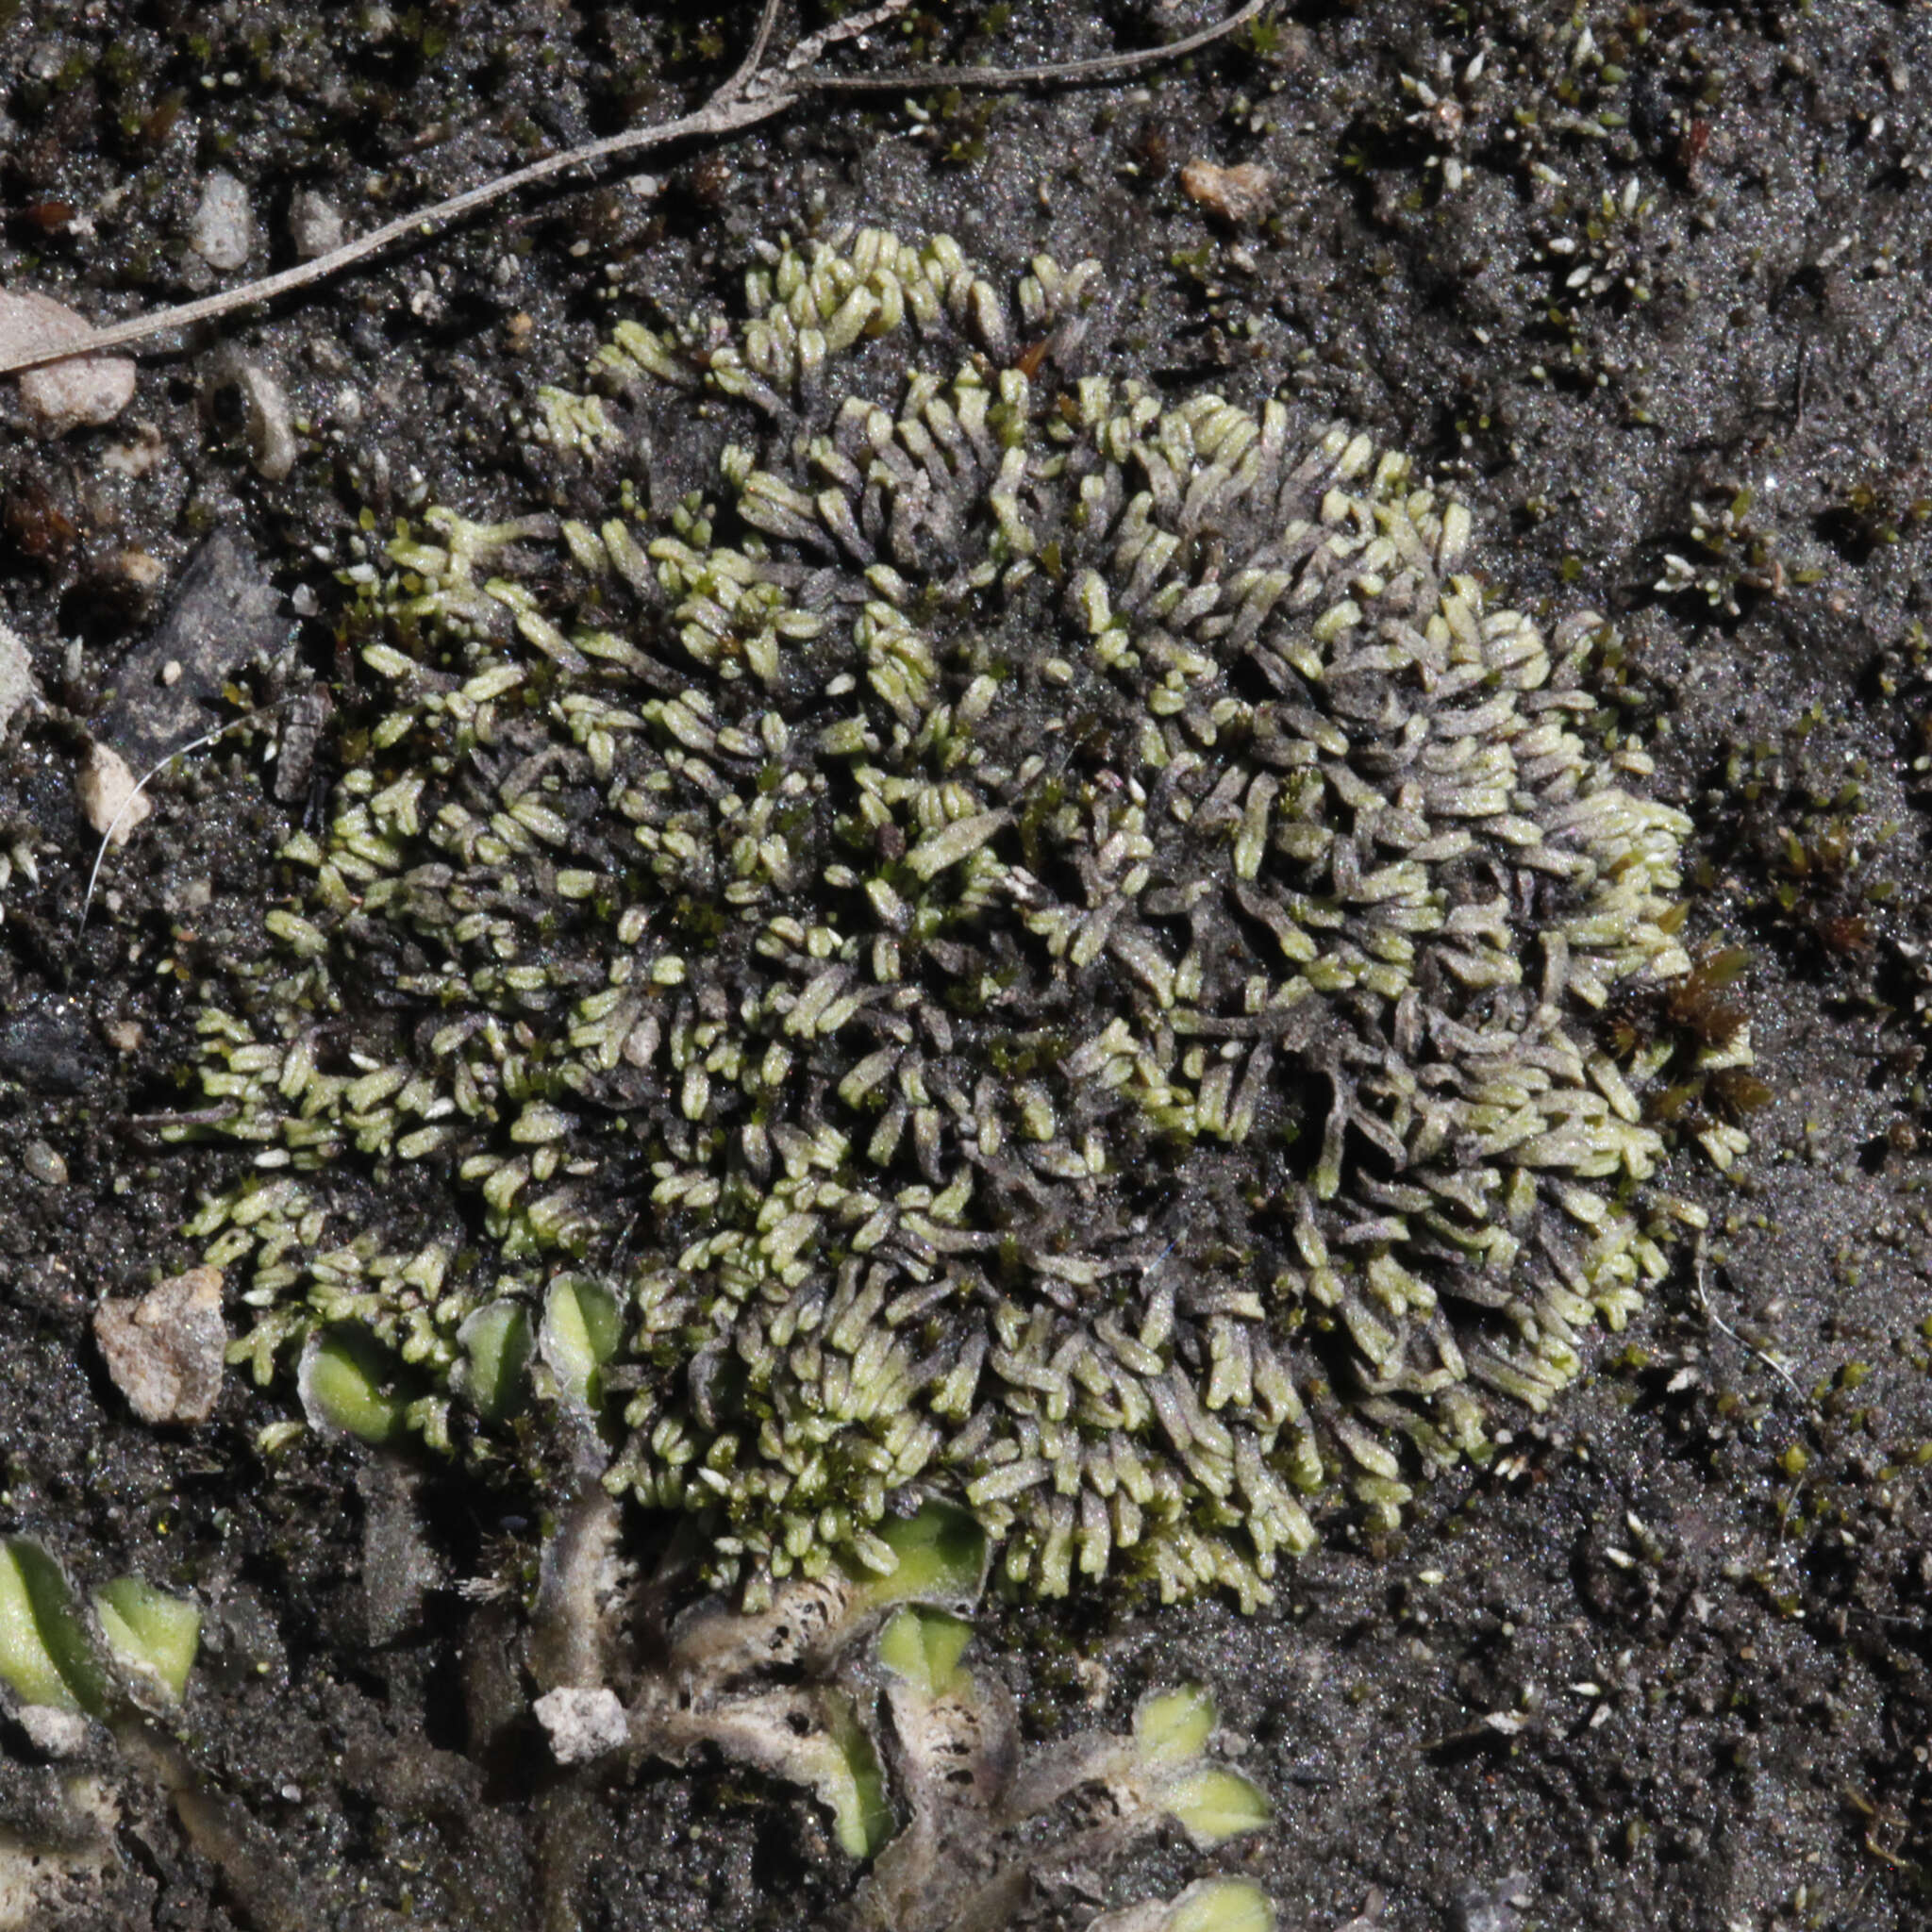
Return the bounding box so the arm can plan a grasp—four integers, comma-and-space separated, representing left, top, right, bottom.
0, 0, 1268, 380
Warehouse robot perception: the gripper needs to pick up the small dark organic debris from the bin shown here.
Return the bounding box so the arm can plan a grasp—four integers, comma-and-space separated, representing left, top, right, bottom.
101, 533, 289, 763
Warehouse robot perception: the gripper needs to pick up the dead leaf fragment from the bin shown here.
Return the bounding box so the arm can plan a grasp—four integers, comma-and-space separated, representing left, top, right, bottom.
1180, 158, 1277, 225
0, 289, 137, 434
94, 1266, 227, 1425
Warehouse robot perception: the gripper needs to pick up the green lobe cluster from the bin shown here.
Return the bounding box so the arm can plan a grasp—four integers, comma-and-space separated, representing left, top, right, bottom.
190, 227, 1712, 1607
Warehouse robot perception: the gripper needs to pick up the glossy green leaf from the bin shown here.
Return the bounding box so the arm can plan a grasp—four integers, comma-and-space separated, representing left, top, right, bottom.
299, 1326, 416, 1444
859, 1501, 987, 1609
1134, 1684, 1216, 1767
819, 1690, 897, 1859
94, 1577, 201, 1702
0, 1540, 105, 1714
540, 1276, 622, 1408
456, 1299, 534, 1422
1167, 1878, 1277, 1932
1160, 1764, 1273, 1845
875, 1606, 973, 1699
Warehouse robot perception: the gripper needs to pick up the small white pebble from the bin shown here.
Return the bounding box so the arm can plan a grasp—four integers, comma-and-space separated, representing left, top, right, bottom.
287, 189, 344, 259
534, 1686, 629, 1765
0, 289, 137, 435
190, 170, 255, 271
208, 352, 298, 480
0, 618, 35, 739
101, 1016, 144, 1054
15, 1705, 92, 1758
116, 548, 166, 591
23, 1140, 67, 1186
101, 422, 166, 477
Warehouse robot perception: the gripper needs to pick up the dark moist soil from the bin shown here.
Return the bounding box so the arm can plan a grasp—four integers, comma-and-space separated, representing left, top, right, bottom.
3, 4, 1932, 1929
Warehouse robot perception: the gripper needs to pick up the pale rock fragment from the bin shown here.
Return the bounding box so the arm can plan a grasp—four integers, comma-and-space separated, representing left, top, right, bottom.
0, 620, 34, 740
113, 548, 167, 592
93, 1265, 227, 1426
189, 170, 255, 271
21, 1141, 65, 1186
100, 1016, 144, 1054
287, 190, 344, 259
1179, 158, 1278, 225
12, 1705, 91, 1758
207, 349, 297, 480
0, 289, 137, 435
75, 741, 152, 845
534, 1686, 629, 1765
101, 423, 167, 479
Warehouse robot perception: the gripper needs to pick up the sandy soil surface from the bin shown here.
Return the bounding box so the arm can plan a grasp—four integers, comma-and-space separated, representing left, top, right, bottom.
3, 5, 1932, 1929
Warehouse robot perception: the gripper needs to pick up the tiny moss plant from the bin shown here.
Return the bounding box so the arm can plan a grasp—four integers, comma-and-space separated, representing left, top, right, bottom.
184, 227, 1731, 1608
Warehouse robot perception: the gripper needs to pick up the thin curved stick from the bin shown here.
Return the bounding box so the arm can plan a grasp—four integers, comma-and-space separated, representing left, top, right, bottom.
0, 89, 784, 375
0, 0, 1268, 379
721, 0, 790, 103
804, 0, 1267, 92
